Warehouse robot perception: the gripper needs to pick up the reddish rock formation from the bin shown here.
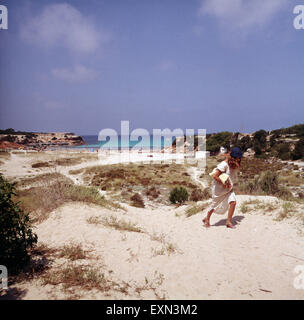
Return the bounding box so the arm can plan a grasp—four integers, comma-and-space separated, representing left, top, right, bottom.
0, 132, 85, 150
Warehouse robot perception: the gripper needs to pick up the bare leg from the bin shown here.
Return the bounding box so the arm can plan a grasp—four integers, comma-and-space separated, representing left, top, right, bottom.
226, 201, 236, 228
203, 209, 214, 228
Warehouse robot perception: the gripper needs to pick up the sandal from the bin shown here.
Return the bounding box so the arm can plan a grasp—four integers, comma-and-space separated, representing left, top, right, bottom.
202, 218, 210, 228
226, 223, 236, 229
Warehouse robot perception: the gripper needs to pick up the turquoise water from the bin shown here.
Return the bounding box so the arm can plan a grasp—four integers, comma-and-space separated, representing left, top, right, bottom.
74, 135, 174, 150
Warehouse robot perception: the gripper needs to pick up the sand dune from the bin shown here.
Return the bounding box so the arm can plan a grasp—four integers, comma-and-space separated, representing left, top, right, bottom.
3, 196, 303, 300
1, 151, 304, 300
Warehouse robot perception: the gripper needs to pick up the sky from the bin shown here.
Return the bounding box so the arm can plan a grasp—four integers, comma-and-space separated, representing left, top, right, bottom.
0, 0, 303, 135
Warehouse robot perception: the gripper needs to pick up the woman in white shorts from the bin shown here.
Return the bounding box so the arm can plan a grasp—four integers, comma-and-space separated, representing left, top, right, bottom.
202, 147, 242, 229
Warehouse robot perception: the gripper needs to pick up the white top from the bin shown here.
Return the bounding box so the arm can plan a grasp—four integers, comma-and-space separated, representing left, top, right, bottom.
216, 160, 238, 184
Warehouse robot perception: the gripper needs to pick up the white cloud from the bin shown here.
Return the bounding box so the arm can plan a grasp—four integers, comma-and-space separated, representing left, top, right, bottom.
51, 65, 98, 83
199, 0, 288, 31
21, 3, 102, 54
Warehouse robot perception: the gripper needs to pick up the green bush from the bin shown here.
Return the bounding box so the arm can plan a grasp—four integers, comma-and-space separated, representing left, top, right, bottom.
237, 170, 293, 199
169, 187, 189, 204
275, 143, 292, 160
258, 171, 279, 194
292, 138, 304, 160
0, 174, 38, 273
234, 135, 253, 152
206, 131, 233, 153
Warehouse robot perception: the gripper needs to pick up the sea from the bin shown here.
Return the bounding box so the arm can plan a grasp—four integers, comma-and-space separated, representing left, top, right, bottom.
70, 135, 175, 151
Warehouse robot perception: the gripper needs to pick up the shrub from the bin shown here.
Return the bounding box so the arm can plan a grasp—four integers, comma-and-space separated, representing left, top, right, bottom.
145, 186, 160, 199
292, 138, 304, 160
130, 193, 145, 208
235, 135, 252, 152
0, 174, 38, 273
189, 188, 211, 201
258, 171, 279, 194
169, 187, 189, 204
32, 162, 50, 168
42, 264, 107, 291
16, 180, 116, 223
275, 143, 292, 160
206, 132, 233, 154
58, 243, 87, 261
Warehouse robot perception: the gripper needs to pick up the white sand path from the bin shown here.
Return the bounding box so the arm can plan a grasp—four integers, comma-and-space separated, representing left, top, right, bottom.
6, 195, 304, 300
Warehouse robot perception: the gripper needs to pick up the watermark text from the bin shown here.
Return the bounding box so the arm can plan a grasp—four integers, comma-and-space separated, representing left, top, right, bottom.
294, 5, 304, 29
0, 265, 8, 290
0, 5, 8, 30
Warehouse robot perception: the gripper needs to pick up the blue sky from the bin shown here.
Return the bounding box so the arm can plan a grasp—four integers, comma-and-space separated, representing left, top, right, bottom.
0, 0, 303, 135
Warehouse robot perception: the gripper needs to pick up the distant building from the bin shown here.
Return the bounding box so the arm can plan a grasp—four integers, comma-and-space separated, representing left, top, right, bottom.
220, 146, 227, 154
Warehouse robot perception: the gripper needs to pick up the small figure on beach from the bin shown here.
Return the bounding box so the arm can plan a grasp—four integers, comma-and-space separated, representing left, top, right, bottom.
202, 147, 242, 229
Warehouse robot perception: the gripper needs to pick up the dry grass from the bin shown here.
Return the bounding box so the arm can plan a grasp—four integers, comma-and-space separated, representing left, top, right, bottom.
58, 243, 87, 261
130, 193, 145, 208
42, 264, 109, 291
189, 187, 211, 201
30, 153, 98, 169
134, 271, 166, 299
87, 214, 143, 233
279, 172, 304, 187
185, 203, 208, 217
149, 232, 180, 256
31, 162, 51, 168
274, 202, 297, 221
83, 163, 197, 205
239, 158, 284, 180
86, 216, 102, 225
15, 172, 72, 189
69, 168, 85, 175
151, 243, 178, 256
240, 199, 278, 214
0, 150, 11, 159
102, 215, 143, 233
15, 178, 119, 223
145, 186, 161, 199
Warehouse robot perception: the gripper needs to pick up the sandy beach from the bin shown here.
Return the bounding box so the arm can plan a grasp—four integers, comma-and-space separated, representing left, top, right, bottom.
1, 149, 304, 300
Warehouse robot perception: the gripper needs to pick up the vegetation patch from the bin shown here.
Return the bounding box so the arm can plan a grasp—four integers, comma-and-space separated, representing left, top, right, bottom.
32, 161, 50, 168
16, 172, 72, 189
0, 150, 11, 159
185, 203, 208, 217
102, 215, 143, 233
189, 187, 211, 201
84, 163, 197, 205
42, 264, 109, 291
275, 202, 297, 221
130, 193, 145, 208
69, 168, 85, 175
169, 186, 189, 204
88, 214, 143, 233
240, 199, 278, 214
235, 168, 293, 200
58, 243, 87, 261
15, 180, 118, 223
0, 174, 38, 274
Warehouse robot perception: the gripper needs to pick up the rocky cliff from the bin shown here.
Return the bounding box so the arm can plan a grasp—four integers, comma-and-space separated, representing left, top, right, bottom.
0, 131, 85, 150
